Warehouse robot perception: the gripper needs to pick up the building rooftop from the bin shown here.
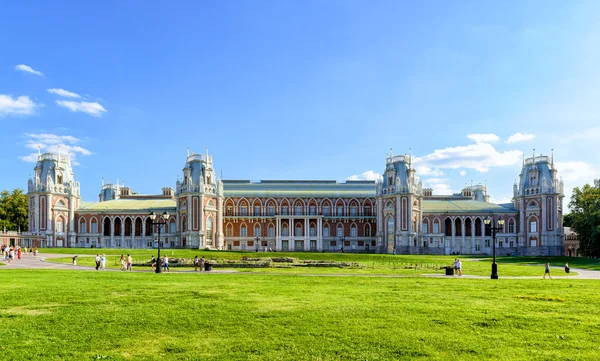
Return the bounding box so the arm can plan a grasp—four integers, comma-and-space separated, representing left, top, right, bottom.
423, 199, 517, 213
79, 198, 176, 212
222, 180, 376, 198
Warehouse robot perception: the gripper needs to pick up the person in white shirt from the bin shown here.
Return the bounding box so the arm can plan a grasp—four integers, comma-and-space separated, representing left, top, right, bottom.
163, 256, 170, 272
95, 254, 101, 270
457, 259, 463, 276
101, 254, 106, 270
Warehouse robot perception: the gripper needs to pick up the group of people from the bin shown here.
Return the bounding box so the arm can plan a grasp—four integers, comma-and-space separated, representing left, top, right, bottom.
150, 255, 171, 272
193, 255, 207, 271
1, 245, 38, 262
543, 262, 571, 279
453, 258, 463, 276
119, 254, 134, 271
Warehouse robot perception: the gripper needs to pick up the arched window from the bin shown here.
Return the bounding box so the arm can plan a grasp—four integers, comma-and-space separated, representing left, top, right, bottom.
57, 174, 63, 184
169, 219, 176, 233
206, 217, 214, 241
181, 217, 187, 233
135, 218, 142, 236
455, 218, 462, 236
323, 224, 329, 237
475, 218, 482, 236
295, 222, 303, 237
444, 218, 452, 236
386, 217, 394, 243
254, 224, 261, 237
114, 218, 122, 236
124, 218, 132, 236
240, 224, 247, 237
465, 218, 472, 236
79, 219, 86, 233
282, 223, 288, 237
433, 219, 440, 233
529, 218, 537, 233
337, 224, 344, 237
310, 223, 316, 237
56, 217, 64, 233
91, 218, 98, 233
365, 223, 371, 237
350, 223, 357, 237
268, 224, 275, 237
226, 223, 233, 237
509, 219, 515, 233
422, 219, 429, 234
103, 218, 111, 236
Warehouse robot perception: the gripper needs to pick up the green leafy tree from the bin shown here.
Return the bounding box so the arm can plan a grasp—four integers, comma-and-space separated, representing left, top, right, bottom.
0, 189, 28, 232
568, 180, 600, 257
563, 213, 574, 228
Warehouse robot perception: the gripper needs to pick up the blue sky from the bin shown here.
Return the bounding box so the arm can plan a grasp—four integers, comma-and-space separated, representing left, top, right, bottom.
1, 0, 598, 204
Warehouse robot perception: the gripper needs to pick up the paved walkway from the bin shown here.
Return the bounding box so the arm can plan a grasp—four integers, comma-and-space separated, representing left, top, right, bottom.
1, 253, 599, 279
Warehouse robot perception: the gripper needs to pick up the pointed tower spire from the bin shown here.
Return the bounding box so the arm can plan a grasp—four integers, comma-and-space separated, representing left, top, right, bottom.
68, 151, 71, 165
409, 148, 412, 166
551, 149, 554, 166
38, 145, 41, 157
102, 178, 104, 186
187, 147, 190, 157
532, 148, 535, 163
57, 145, 61, 163
390, 148, 393, 158
206, 146, 208, 161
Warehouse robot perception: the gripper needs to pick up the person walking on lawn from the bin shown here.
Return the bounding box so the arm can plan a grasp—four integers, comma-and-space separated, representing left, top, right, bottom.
544, 262, 552, 279
163, 255, 170, 272
95, 254, 101, 270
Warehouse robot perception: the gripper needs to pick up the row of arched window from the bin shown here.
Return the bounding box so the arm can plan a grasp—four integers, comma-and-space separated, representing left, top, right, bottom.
225, 198, 374, 217
225, 222, 372, 238
420, 217, 517, 236
78, 217, 177, 236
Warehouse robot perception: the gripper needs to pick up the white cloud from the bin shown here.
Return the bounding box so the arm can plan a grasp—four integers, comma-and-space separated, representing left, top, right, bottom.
467, 133, 499, 144
415, 166, 444, 177
20, 133, 92, 164
414, 142, 522, 172
506, 133, 535, 143
0, 94, 38, 116
47, 88, 81, 98
422, 178, 452, 195
15, 64, 43, 76
56, 100, 106, 117
489, 195, 513, 204
459, 170, 467, 176
347, 170, 382, 181
555, 161, 597, 183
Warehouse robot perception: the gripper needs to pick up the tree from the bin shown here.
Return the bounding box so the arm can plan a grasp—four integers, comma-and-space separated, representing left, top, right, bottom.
563, 213, 575, 228
0, 189, 28, 232
568, 180, 600, 257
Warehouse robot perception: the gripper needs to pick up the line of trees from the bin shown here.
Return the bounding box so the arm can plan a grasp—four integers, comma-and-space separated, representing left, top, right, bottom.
568, 179, 600, 257
0, 189, 28, 232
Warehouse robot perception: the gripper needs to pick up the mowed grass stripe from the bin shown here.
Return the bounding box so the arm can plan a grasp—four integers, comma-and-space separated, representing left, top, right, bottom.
0, 270, 599, 360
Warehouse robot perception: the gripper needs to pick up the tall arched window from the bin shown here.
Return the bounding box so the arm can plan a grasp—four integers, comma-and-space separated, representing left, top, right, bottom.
254, 224, 261, 237
268, 224, 275, 237
91, 218, 98, 233
350, 223, 357, 237
310, 223, 316, 237
240, 224, 247, 237
386, 217, 394, 243
422, 219, 429, 234
365, 223, 371, 237
56, 217, 64, 233
444, 218, 452, 236
103, 218, 111, 236
181, 217, 187, 233
282, 223, 288, 237
206, 217, 214, 241
337, 224, 344, 237
226, 223, 233, 237
79, 219, 86, 233
323, 224, 329, 237
169, 219, 176, 233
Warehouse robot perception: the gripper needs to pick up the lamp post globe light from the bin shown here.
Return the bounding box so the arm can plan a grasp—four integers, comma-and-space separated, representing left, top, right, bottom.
149, 211, 169, 274
484, 216, 504, 280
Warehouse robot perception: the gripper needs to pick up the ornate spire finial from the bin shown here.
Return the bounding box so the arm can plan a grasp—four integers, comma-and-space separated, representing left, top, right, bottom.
390, 148, 393, 158
533, 148, 535, 162
187, 147, 190, 157
57, 145, 61, 162
38, 145, 41, 157
551, 149, 554, 166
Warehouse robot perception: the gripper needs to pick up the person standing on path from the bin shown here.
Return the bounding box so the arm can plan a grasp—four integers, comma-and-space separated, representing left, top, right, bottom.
127, 254, 133, 271
120, 255, 126, 271
193, 256, 199, 271
457, 259, 463, 276
199, 256, 205, 272
101, 254, 106, 270
94, 254, 101, 270
544, 262, 552, 279
163, 256, 170, 272
72, 255, 78, 266
565, 262, 570, 274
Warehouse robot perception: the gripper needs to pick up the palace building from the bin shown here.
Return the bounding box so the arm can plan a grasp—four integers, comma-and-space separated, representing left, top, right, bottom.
25, 149, 566, 256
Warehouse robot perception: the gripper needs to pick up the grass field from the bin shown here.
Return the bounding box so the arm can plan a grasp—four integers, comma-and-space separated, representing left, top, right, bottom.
40, 248, 591, 277
0, 270, 599, 360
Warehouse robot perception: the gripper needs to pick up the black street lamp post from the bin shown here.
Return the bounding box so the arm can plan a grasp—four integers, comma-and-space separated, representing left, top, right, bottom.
149, 211, 169, 274
255, 236, 260, 252
339, 235, 345, 252
484, 216, 505, 279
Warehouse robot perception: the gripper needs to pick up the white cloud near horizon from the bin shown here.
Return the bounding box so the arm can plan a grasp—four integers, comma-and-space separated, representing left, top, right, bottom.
47, 88, 81, 98
0, 94, 38, 116
347, 170, 382, 181
414, 142, 522, 172
56, 100, 106, 117
415, 165, 444, 177
20, 133, 92, 165
467, 133, 499, 143
15, 64, 43, 76
422, 178, 452, 195
507, 132, 535, 143
459, 170, 467, 176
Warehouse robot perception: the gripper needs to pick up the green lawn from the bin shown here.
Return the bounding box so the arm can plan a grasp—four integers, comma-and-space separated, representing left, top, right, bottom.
0, 270, 598, 360
42, 248, 583, 277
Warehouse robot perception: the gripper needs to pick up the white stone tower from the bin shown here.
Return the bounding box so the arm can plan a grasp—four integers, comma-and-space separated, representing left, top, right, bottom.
27, 148, 80, 247
175, 148, 223, 249
515, 150, 564, 256
375, 149, 423, 254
